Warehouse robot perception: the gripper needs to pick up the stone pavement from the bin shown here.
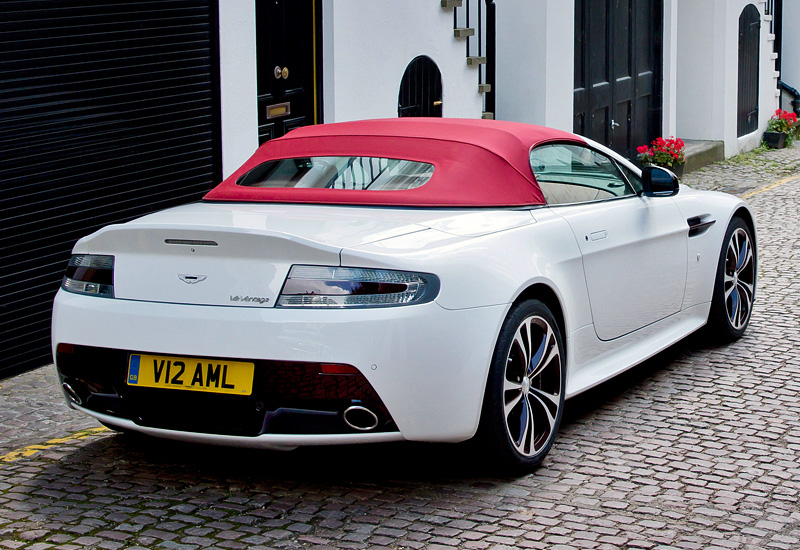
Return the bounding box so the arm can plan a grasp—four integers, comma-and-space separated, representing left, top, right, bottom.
1, 145, 800, 550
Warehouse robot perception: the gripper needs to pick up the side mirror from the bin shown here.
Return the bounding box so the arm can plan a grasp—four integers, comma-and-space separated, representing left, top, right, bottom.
641, 165, 679, 197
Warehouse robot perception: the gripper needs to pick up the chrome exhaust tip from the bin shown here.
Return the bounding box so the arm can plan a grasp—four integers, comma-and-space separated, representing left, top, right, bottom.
343, 405, 379, 431
62, 382, 83, 406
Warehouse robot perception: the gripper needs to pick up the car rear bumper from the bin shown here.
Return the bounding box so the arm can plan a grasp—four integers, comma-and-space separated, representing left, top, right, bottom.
76, 406, 406, 450
52, 290, 507, 445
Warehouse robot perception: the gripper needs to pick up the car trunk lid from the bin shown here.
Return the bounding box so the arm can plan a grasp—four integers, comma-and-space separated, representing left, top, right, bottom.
76, 203, 430, 308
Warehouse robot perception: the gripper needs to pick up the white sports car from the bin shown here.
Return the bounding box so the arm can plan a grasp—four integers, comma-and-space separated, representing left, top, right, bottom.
52, 118, 756, 470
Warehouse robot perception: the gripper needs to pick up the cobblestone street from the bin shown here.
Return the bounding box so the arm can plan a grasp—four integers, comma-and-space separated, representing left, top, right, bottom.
1, 145, 799, 550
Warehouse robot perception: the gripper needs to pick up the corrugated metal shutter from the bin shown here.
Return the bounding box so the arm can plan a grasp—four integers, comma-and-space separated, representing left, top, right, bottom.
0, 1, 222, 377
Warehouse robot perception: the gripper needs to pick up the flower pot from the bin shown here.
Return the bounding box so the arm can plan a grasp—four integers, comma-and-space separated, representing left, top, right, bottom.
668, 162, 684, 179
653, 162, 684, 179
763, 131, 787, 149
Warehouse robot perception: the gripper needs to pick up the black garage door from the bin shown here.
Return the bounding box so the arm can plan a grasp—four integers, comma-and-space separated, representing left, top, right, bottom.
0, 1, 222, 377
574, 0, 663, 160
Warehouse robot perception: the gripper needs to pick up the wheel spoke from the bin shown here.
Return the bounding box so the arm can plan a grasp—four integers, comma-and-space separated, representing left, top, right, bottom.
504, 377, 523, 393
737, 240, 753, 273
728, 287, 740, 327
503, 378, 523, 418
529, 325, 557, 380
724, 280, 735, 299
738, 279, 754, 303
527, 329, 547, 378
513, 324, 531, 370
728, 238, 740, 271
529, 386, 561, 409
528, 390, 558, 451
514, 397, 532, 450
734, 281, 753, 328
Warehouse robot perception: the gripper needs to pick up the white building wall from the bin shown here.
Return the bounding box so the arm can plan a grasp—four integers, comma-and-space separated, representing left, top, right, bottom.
737, 0, 778, 154
676, 1, 720, 142
495, 0, 574, 132
662, 0, 679, 138
322, 1, 483, 123
677, 0, 778, 157
217, 0, 779, 172
780, 2, 800, 89
218, 1, 483, 178
218, 0, 259, 178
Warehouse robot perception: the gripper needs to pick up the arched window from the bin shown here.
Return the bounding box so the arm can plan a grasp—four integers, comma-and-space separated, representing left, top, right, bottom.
398, 56, 443, 117
738, 4, 760, 137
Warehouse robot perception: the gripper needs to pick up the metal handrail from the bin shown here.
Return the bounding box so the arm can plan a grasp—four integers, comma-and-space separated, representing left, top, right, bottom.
451, 0, 496, 115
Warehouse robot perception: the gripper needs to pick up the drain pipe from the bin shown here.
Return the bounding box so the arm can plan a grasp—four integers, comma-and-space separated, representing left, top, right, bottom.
484, 0, 496, 116
779, 81, 800, 116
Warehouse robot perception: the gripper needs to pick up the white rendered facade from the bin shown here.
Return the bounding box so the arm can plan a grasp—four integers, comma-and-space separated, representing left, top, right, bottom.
675, 0, 778, 156
216, 0, 779, 176
780, 1, 800, 91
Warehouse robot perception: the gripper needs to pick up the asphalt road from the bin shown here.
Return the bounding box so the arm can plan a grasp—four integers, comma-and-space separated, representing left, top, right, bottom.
1, 144, 799, 550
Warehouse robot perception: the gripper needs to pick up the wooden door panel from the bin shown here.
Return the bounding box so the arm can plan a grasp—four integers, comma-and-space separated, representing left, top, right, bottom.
612, 99, 631, 152
574, 0, 662, 159
256, 0, 318, 143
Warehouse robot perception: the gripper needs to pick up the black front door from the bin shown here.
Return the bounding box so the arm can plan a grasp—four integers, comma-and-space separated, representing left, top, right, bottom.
574, 0, 663, 159
256, 0, 321, 144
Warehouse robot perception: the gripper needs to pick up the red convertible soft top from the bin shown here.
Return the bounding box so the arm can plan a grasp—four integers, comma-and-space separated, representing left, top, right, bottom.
204, 118, 584, 207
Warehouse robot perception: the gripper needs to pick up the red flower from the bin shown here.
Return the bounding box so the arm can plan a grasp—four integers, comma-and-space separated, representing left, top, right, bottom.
636, 136, 686, 168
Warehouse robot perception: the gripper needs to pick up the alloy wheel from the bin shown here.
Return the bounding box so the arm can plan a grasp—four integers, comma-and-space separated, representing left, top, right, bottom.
503, 315, 562, 457
724, 227, 755, 330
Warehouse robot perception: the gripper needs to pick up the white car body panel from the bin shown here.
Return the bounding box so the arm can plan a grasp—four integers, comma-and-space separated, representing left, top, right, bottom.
552, 194, 688, 341
670, 186, 755, 309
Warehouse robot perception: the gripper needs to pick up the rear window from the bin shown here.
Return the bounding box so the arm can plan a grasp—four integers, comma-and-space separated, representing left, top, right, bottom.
237, 156, 434, 191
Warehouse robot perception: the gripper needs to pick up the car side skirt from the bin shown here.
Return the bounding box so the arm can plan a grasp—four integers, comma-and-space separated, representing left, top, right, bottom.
565, 302, 710, 397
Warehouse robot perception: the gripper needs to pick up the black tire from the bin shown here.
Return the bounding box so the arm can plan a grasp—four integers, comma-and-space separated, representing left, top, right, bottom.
476, 299, 565, 472
707, 217, 756, 341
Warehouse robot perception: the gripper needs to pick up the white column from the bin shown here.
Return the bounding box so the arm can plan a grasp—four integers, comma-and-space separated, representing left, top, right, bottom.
496, 0, 574, 131
218, 0, 259, 178
662, 0, 679, 138
781, 2, 800, 88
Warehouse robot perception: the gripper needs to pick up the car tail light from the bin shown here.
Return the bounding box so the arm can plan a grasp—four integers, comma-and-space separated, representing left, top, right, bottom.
62, 255, 115, 298
277, 266, 439, 308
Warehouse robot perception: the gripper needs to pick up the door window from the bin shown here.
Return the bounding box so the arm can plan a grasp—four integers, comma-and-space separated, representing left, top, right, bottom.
529, 144, 636, 205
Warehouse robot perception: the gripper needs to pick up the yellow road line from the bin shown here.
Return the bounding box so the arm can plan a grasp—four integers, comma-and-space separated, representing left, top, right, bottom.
741, 175, 800, 199
0, 426, 109, 464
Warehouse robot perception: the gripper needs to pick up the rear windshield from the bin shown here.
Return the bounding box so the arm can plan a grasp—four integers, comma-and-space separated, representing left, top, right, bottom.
236, 156, 434, 191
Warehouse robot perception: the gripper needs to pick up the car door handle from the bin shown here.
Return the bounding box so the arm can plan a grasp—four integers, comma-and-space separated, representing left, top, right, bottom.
589, 230, 608, 241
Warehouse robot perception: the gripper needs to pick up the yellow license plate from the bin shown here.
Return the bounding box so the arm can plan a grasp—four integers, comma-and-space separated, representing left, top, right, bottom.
127, 354, 254, 396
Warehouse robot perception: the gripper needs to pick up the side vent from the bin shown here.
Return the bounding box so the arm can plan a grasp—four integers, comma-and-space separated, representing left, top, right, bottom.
687, 215, 716, 237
